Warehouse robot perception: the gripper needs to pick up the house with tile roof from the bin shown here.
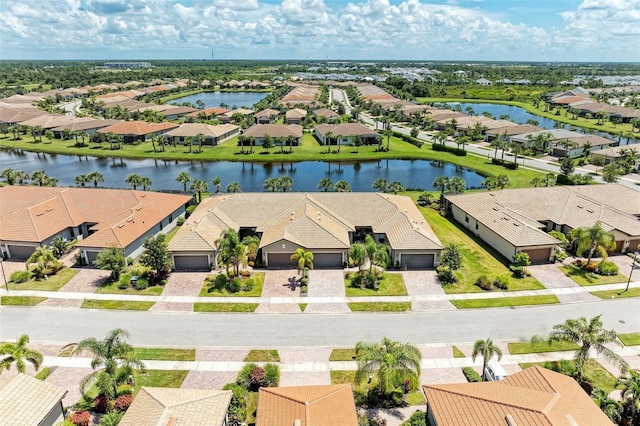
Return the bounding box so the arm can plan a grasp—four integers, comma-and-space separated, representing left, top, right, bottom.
285, 108, 308, 125
0, 186, 191, 264
0, 373, 67, 426
96, 121, 179, 143
445, 185, 640, 263
119, 387, 232, 426
312, 107, 340, 123
254, 108, 281, 124
163, 123, 240, 146
256, 384, 358, 426
243, 124, 303, 146
169, 192, 443, 270
314, 123, 380, 145
423, 366, 612, 426
185, 107, 230, 119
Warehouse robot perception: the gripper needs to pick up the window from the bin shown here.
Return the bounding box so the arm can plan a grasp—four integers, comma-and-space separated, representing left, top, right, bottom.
465, 215, 469, 223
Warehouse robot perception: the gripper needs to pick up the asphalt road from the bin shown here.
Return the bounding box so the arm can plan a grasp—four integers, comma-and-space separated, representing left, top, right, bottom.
2, 299, 638, 347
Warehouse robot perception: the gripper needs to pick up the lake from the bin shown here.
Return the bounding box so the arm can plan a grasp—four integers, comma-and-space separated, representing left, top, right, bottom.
0, 149, 484, 193
173, 91, 267, 109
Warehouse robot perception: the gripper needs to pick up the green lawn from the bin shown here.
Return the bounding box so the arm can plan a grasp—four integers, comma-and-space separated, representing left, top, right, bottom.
95, 279, 164, 295
330, 370, 356, 385
164, 225, 182, 243
81, 299, 155, 310
194, 302, 258, 312
508, 341, 579, 355
348, 302, 411, 312
560, 264, 627, 286
345, 272, 408, 297
132, 369, 188, 394
451, 295, 559, 309
330, 349, 357, 361
618, 333, 640, 346
520, 359, 618, 393
199, 272, 264, 297
131, 347, 196, 361
330, 370, 424, 406
299, 303, 307, 312
418, 207, 544, 293
0, 296, 47, 306
591, 288, 640, 299
244, 349, 281, 362
452, 346, 466, 358
8, 268, 78, 291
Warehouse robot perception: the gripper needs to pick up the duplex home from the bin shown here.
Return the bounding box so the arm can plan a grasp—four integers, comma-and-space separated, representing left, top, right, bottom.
0, 373, 67, 426
549, 134, 617, 158
254, 108, 281, 124
314, 123, 380, 145
285, 107, 308, 124
169, 192, 443, 271
97, 121, 178, 143
243, 123, 303, 145
163, 123, 240, 146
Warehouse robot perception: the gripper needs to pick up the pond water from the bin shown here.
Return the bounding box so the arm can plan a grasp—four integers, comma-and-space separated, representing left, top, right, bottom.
172, 91, 267, 109
0, 149, 485, 193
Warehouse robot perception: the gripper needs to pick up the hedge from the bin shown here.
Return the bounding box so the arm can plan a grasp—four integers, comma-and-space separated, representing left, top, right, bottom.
432, 144, 467, 156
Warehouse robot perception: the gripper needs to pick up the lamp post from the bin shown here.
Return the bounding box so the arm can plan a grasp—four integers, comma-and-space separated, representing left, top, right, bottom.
621, 251, 638, 295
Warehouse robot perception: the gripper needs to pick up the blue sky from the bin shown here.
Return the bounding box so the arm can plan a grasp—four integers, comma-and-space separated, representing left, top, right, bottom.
0, 0, 637, 62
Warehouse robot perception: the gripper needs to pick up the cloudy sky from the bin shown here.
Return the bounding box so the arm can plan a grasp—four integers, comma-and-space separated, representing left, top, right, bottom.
1, 0, 638, 62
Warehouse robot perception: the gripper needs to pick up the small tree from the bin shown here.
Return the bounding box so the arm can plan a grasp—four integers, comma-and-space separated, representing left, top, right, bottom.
49, 236, 69, 259
472, 338, 502, 381
138, 235, 172, 283
510, 252, 531, 278
559, 157, 575, 176
0, 334, 43, 374
94, 246, 127, 280
290, 248, 314, 277
441, 243, 462, 270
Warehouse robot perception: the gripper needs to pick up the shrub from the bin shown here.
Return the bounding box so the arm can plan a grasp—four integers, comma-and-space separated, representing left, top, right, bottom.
475, 276, 493, 291
34, 367, 52, 381
118, 281, 129, 290
554, 249, 568, 262
441, 243, 462, 270
249, 366, 266, 390
596, 261, 618, 276
300, 284, 308, 294
223, 382, 248, 422
117, 384, 133, 396
404, 410, 426, 426
584, 261, 597, 273
243, 279, 254, 292
462, 367, 482, 382
99, 411, 124, 426
93, 394, 109, 413
185, 205, 196, 218
510, 266, 529, 278
176, 217, 185, 226
504, 162, 519, 170
227, 277, 242, 293
494, 276, 509, 290
263, 363, 280, 387
549, 231, 569, 249
10, 270, 30, 283
236, 362, 258, 390
134, 277, 149, 290
69, 411, 91, 426
436, 265, 457, 285
210, 273, 228, 290
114, 394, 133, 411
300, 277, 308, 286
432, 143, 466, 156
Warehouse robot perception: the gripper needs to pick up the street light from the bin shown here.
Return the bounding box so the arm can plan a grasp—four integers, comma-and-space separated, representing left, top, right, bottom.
621, 251, 638, 295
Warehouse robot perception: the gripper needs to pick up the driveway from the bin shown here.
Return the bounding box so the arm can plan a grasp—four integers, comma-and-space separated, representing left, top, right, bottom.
403, 271, 456, 310
59, 268, 110, 293
528, 263, 599, 303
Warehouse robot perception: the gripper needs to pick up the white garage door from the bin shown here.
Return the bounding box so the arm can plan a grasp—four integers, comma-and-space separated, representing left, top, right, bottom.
174, 255, 210, 271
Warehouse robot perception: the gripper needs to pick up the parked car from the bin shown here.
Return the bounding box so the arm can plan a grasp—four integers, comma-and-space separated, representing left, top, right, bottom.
484, 360, 509, 381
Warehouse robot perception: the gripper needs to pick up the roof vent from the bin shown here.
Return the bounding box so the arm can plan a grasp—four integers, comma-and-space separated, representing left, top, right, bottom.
293, 421, 301, 426
505, 414, 518, 426
118, 224, 125, 228
127, 218, 133, 222
577, 205, 583, 209
136, 206, 142, 211
586, 209, 594, 213
46, 208, 53, 212
140, 193, 146, 197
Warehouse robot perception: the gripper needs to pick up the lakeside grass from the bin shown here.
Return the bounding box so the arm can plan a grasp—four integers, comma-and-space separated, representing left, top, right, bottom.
194, 302, 258, 312
244, 349, 280, 362
1, 296, 47, 306
348, 302, 411, 312
508, 341, 578, 355
81, 299, 155, 310
560, 264, 628, 286
199, 272, 264, 297
417, 206, 544, 292
131, 347, 196, 361
451, 295, 559, 309
345, 272, 408, 297
618, 333, 640, 346
8, 268, 78, 291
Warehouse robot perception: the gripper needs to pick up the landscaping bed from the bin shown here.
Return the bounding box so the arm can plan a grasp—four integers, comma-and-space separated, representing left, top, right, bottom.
560, 264, 627, 286
199, 272, 264, 297
8, 268, 77, 291
345, 272, 408, 297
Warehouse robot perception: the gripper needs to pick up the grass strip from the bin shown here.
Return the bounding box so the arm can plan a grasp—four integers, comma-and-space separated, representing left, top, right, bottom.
330, 349, 357, 361
452, 346, 466, 358
133, 370, 188, 394
81, 299, 154, 310
131, 347, 196, 361
451, 295, 559, 309
617, 333, 640, 346
194, 302, 258, 312
1, 296, 47, 306
508, 341, 578, 355
95, 280, 164, 295
244, 349, 280, 362
520, 359, 617, 393
591, 288, 640, 299
348, 302, 411, 312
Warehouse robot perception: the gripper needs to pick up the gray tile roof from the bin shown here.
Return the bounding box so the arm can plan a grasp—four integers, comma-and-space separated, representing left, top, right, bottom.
0, 373, 66, 426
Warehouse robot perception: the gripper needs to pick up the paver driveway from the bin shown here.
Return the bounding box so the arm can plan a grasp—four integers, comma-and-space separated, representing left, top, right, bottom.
528, 263, 599, 302
59, 268, 110, 293
261, 270, 300, 297
305, 269, 350, 313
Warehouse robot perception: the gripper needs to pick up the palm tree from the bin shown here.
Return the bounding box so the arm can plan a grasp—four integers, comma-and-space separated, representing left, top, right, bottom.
617, 370, 640, 422
31, 170, 49, 187
388, 181, 405, 194
75, 174, 88, 187
263, 177, 278, 192
194, 133, 206, 153
215, 229, 244, 276
448, 176, 466, 194
325, 131, 333, 153
25, 246, 57, 277
472, 338, 503, 381
125, 173, 143, 190
363, 234, 389, 276
226, 182, 242, 193
140, 176, 152, 191
87, 171, 104, 188
278, 176, 293, 192
355, 337, 421, 397
591, 388, 622, 423
569, 221, 616, 264
211, 177, 221, 193
372, 178, 388, 193
190, 179, 209, 203
1, 168, 17, 185
184, 136, 194, 153
176, 171, 192, 192
545, 315, 628, 382
67, 328, 145, 398
432, 176, 450, 195
0, 334, 43, 373
317, 178, 333, 192
334, 180, 351, 192
14, 171, 29, 186
290, 248, 314, 276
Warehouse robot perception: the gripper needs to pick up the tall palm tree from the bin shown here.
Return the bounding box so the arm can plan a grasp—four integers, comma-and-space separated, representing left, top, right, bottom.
290, 248, 314, 276
617, 370, 640, 422
125, 173, 143, 190
472, 338, 503, 381
87, 171, 104, 188
388, 181, 405, 194
334, 180, 351, 192
176, 171, 192, 192
363, 235, 389, 276
432, 176, 450, 195
545, 315, 628, 382
194, 133, 206, 153
226, 182, 242, 193
448, 176, 466, 194
317, 178, 333, 192
1, 168, 17, 185
67, 328, 145, 398
0, 334, 43, 373
569, 221, 616, 264
263, 177, 278, 192
355, 337, 421, 397
278, 176, 293, 192
189, 179, 209, 203
215, 229, 244, 276
31, 170, 49, 187
140, 176, 152, 191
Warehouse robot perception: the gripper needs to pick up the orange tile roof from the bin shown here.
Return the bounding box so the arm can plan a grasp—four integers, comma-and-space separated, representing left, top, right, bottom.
0, 186, 191, 249
186, 107, 230, 118
423, 366, 613, 426
97, 120, 178, 136
256, 384, 358, 426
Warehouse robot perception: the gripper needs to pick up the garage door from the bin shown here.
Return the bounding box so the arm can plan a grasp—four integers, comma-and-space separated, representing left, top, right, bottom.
86, 251, 99, 266
629, 240, 640, 252
267, 253, 294, 269
7, 245, 36, 260
613, 241, 624, 253
314, 253, 343, 269
174, 255, 210, 271
401, 254, 434, 269
522, 248, 551, 263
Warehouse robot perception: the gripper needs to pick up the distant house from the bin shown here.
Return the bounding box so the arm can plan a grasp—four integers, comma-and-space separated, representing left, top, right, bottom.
217, 108, 254, 123
284, 108, 307, 125
423, 366, 613, 426
119, 387, 232, 426
243, 124, 302, 146
256, 384, 358, 426
314, 123, 379, 145
0, 373, 67, 426
475, 78, 492, 86
163, 123, 240, 146
550, 134, 617, 158
185, 107, 230, 119
50, 118, 122, 138
484, 124, 544, 141
254, 108, 281, 124
97, 121, 179, 143
313, 107, 340, 123
0, 186, 191, 264
19, 115, 78, 130
593, 144, 640, 171
509, 129, 583, 148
